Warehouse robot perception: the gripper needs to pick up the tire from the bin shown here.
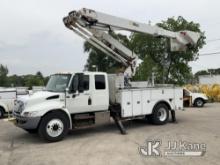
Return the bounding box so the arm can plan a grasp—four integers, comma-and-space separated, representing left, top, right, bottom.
0, 107, 5, 119
38, 112, 69, 142
25, 129, 38, 134
145, 115, 153, 124
150, 103, 169, 125
194, 98, 204, 107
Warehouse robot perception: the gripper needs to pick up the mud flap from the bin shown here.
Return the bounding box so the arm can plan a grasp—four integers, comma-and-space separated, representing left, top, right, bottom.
171, 110, 177, 123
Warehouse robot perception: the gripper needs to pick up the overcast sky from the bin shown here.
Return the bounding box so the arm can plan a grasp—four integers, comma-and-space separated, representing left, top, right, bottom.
0, 0, 220, 76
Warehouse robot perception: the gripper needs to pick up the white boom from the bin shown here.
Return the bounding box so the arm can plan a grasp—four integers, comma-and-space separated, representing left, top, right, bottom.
63, 8, 201, 77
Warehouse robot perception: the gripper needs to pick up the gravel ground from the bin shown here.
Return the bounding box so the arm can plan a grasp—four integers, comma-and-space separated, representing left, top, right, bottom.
0, 103, 220, 165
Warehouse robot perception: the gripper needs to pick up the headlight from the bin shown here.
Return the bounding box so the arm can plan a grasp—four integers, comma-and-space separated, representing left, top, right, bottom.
22, 111, 39, 117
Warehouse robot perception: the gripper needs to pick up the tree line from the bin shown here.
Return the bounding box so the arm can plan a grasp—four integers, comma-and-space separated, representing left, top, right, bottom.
0, 64, 48, 89
195, 68, 220, 78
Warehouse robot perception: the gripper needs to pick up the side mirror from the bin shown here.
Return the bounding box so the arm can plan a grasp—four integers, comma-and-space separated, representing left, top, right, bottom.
69, 73, 84, 93
65, 88, 69, 93
70, 75, 79, 93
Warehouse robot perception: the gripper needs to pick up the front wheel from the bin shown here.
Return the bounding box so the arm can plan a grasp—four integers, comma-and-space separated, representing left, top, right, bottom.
150, 103, 169, 125
194, 99, 204, 107
38, 112, 69, 142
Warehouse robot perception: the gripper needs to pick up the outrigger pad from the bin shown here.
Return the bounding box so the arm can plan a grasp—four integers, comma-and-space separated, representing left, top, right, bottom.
171, 110, 177, 123
112, 116, 127, 135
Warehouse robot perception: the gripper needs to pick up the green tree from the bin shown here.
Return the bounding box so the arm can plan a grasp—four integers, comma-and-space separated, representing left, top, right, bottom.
84, 33, 128, 73
0, 65, 48, 88
0, 64, 8, 86
133, 55, 157, 81
44, 76, 50, 85
23, 72, 45, 89
7, 75, 24, 87
194, 68, 220, 83
36, 71, 43, 79
131, 16, 205, 85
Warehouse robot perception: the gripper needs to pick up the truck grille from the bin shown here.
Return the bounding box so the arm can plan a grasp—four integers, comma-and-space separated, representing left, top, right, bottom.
13, 100, 25, 115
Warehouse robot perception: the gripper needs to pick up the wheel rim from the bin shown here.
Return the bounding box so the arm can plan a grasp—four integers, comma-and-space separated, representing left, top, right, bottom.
197, 100, 203, 106
157, 108, 167, 121
46, 119, 64, 138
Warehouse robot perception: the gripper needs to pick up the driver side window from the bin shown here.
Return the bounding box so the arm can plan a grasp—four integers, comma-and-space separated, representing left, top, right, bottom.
70, 74, 89, 93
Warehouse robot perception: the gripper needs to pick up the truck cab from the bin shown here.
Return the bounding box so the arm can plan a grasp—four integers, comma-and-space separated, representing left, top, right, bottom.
13, 72, 109, 141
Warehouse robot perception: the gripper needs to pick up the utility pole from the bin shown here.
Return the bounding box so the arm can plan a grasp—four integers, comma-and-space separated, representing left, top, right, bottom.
152, 72, 155, 87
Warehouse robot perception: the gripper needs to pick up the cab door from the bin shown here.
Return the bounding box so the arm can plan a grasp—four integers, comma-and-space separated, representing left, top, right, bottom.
91, 74, 109, 111
66, 74, 92, 114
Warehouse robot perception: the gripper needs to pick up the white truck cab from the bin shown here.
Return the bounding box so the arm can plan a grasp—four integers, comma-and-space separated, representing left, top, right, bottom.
183, 88, 208, 107
13, 72, 183, 142
13, 72, 109, 140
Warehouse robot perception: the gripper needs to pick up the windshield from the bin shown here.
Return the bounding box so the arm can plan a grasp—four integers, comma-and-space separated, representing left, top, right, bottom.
45, 74, 71, 92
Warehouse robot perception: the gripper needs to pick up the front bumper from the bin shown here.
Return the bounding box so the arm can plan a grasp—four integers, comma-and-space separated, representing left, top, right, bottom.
13, 112, 41, 130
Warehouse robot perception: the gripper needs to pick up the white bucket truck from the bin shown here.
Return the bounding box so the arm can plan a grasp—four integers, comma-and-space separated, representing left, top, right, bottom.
12, 8, 200, 142
13, 72, 183, 141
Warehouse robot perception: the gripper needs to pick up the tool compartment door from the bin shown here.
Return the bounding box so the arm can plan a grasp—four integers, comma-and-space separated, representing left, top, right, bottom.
132, 90, 142, 116
174, 88, 183, 110
142, 90, 152, 115
121, 91, 132, 117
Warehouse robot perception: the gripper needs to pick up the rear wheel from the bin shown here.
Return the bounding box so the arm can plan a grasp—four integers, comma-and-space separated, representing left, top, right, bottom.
150, 103, 169, 125
38, 112, 69, 142
194, 98, 204, 107
0, 107, 5, 119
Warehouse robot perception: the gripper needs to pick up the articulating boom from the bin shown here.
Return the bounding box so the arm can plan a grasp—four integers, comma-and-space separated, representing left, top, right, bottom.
63, 8, 201, 77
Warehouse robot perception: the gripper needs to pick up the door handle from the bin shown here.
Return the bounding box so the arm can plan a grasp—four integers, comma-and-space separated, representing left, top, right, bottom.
84, 93, 90, 96
88, 97, 92, 105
